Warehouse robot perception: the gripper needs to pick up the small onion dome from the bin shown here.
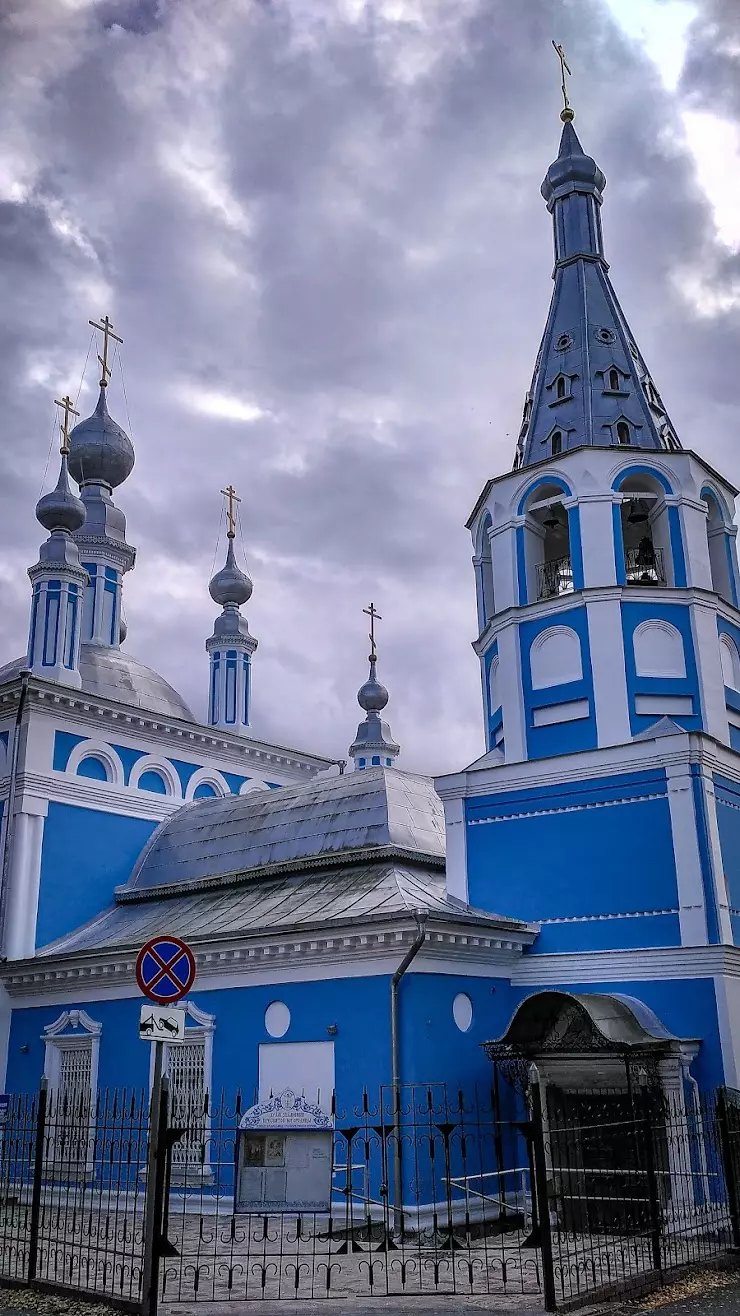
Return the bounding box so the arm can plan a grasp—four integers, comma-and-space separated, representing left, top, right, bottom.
209, 538, 253, 607
68, 387, 135, 489
357, 657, 389, 713
541, 120, 606, 206
36, 455, 86, 534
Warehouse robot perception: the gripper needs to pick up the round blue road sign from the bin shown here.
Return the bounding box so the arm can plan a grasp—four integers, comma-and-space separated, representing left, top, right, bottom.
136, 936, 196, 1004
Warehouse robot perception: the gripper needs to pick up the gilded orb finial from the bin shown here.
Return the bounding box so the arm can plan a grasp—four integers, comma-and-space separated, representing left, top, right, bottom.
552, 40, 574, 122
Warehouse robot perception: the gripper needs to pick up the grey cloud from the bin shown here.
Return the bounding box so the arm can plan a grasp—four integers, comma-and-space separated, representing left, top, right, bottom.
0, 0, 738, 772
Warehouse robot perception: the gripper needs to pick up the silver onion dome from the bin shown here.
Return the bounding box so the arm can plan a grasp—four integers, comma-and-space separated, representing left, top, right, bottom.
209, 538, 253, 607
36, 455, 86, 534
357, 657, 389, 713
68, 388, 135, 489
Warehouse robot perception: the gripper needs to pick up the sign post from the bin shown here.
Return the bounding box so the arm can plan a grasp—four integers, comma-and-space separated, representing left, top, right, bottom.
137, 935, 196, 1316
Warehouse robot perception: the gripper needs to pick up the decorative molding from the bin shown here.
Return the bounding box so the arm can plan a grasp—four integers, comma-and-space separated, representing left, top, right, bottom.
42, 1008, 102, 1039
129, 754, 182, 798
512, 944, 740, 987
184, 768, 229, 801
537, 908, 679, 925
66, 738, 125, 787
2, 919, 534, 999
468, 791, 665, 825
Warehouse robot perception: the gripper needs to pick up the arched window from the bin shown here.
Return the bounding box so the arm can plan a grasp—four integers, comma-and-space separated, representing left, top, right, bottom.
530, 626, 582, 689
488, 654, 501, 713
556, 376, 566, 400
193, 782, 218, 799
523, 482, 573, 600
615, 471, 675, 587
633, 620, 686, 678
551, 430, 562, 456
76, 755, 109, 782
609, 368, 620, 392
139, 770, 167, 795
476, 514, 494, 630
617, 420, 631, 446
720, 633, 740, 690
702, 489, 736, 602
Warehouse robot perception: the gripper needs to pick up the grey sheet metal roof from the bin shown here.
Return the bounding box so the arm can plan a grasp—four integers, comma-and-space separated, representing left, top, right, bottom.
0, 645, 194, 721
123, 766, 445, 897
39, 862, 527, 956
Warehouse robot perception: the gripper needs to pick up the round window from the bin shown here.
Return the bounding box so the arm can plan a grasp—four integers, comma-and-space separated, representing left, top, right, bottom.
264, 1001, 291, 1038
452, 993, 473, 1033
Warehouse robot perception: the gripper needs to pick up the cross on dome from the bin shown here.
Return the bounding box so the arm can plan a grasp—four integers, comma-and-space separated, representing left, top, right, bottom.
89, 315, 123, 389
54, 395, 79, 456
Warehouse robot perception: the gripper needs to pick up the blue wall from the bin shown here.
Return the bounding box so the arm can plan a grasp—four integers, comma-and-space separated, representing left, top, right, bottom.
714, 772, 740, 944
466, 768, 680, 951
36, 804, 158, 948
621, 601, 701, 735
519, 605, 597, 760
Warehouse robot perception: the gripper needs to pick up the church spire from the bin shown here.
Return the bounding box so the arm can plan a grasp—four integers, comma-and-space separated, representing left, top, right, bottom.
27, 396, 88, 687
349, 603, 400, 771
67, 316, 136, 648
513, 54, 681, 469
206, 486, 257, 735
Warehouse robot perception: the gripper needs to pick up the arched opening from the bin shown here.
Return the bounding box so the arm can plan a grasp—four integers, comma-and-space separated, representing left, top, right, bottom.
523, 482, 573, 601
702, 489, 735, 602
551, 430, 562, 456
476, 514, 495, 630
76, 755, 109, 782
556, 376, 566, 400
138, 770, 168, 795
193, 782, 218, 799
617, 472, 672, 586
609, 368, 620, 392
617, 420, 631, 446
720, 633, 740, 690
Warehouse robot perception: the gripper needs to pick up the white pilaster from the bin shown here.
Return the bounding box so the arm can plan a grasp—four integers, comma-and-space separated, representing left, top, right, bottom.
699, 768, 733, 945
443, 795, 468, 902
4, 796, 48, 961
586, 595, 631, 747
681, 500, 713, 591
573, 495, 618, 588
490, 522, 518, 613
497, 621, 527, 764
691, 599, 729, 744
665, 762, 709, 946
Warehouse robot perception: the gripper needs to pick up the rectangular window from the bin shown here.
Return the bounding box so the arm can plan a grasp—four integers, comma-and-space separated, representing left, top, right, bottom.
82, 563, 96, 642
28, 588, 40, 665
64, 588, 78, 669
210, 657, 220, 723
225, 656, 237, 724
166, 1037, 208, 1174
243, 657, 250, 725
43, 587, 61, 666
53, 1043, 94, 1178
101, 584, 115, 647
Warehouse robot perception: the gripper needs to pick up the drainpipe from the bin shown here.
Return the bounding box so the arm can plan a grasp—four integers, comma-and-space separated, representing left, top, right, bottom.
0, 670, 30, 955
390, 911, 427, 1236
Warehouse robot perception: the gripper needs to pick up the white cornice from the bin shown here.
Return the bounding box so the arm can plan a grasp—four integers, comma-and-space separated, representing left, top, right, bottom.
1, 918, 533, 999
0, 679, 330, 776
511, 944, 740, 986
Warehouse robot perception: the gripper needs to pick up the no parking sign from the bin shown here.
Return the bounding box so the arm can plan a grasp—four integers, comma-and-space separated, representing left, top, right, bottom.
135, 936, 196, 1004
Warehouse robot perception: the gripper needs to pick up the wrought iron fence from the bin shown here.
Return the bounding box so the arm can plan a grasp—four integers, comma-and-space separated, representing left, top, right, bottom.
0, 1080, 739, 1313
624, 544, 666, 585
536, 556, 573, 599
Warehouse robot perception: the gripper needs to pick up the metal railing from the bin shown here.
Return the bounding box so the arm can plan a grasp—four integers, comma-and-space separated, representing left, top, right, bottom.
537, 556, 573, 600
624, 544, 666, 585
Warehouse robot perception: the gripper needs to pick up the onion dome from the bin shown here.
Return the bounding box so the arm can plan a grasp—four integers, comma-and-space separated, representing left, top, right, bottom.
36, 455, 85, 534
357, 657, 389, 713
541, 120, 606, 207
68, 387, 135, 489
209, 538, 253, 607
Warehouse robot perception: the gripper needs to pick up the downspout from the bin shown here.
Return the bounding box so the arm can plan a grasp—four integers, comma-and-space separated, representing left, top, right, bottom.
390, 911, 427, 1236
0, 671, 30, 955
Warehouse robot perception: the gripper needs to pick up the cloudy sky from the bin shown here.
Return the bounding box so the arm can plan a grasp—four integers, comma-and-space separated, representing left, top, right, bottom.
1, 0, 739, 775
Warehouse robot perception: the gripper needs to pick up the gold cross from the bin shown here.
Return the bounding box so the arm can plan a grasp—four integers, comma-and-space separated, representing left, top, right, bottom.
54, 395, 80, 456
552, 40, 574, 121
363, 602, 382, 661
89, 315, 124, 388
221, 484, 241, 538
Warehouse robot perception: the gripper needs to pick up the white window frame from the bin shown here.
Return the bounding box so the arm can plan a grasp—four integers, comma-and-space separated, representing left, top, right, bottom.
148, 1000, 215, 1183
42, 1009, 101, 1180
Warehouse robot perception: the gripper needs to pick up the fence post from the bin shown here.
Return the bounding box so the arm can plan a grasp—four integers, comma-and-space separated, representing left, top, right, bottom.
27, 1078, 48, 1284
530, 1080, 556, 1312
141, 1043, 168, 1316
640, 1090, 663, 1277
718, 1088, 740, 1249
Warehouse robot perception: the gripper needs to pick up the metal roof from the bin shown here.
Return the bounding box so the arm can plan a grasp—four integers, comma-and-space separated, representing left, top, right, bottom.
0, 644, 194, 721
39, 861, 528, 956
123, 766, 446, 896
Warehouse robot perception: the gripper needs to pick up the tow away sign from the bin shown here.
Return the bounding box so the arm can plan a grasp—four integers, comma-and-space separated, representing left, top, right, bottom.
139, 1004, 186, 1043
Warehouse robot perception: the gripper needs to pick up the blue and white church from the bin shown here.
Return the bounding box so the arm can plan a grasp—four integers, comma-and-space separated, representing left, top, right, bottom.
1, 100, 740, 1125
